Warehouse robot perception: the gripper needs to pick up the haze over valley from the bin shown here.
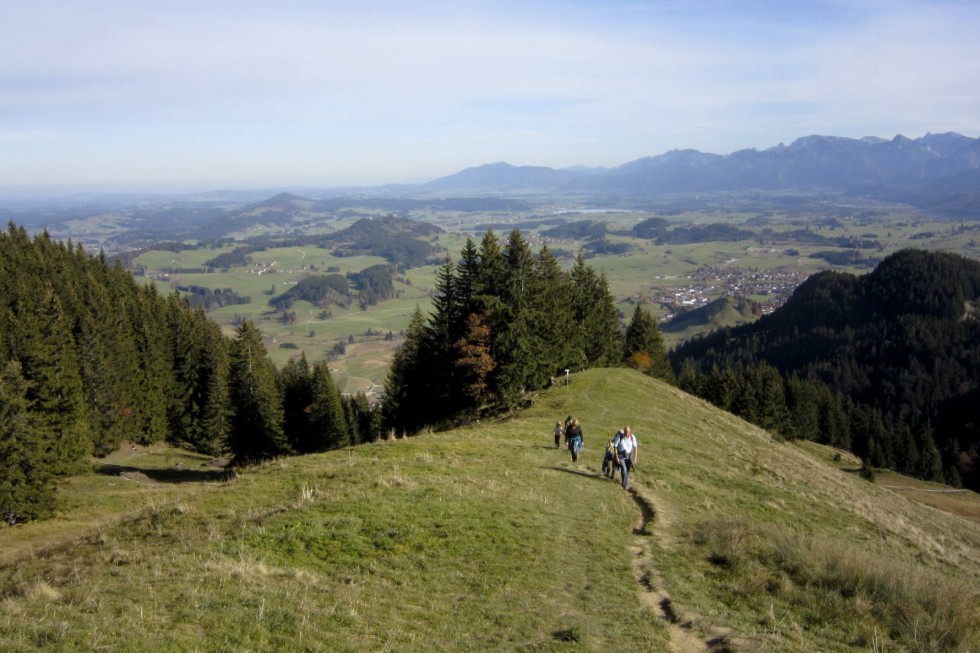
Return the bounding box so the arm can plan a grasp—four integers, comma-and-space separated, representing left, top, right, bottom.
2, 3, 980, 651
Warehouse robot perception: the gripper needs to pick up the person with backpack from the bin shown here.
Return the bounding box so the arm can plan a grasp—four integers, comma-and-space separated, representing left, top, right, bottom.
602, 429, 623, 480
613, 425, 637, 490
566, 418, 584, 462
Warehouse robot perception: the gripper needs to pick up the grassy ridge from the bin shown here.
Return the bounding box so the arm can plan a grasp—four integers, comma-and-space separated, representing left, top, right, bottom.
2, 369, 978, 651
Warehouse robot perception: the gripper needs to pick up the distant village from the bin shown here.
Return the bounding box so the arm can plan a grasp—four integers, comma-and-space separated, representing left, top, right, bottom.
649, 264, 809, 318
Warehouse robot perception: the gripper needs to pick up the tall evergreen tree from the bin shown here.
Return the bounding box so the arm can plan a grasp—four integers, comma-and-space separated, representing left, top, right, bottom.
345, 392, 380, 444
455, 238, 480, 319
383, 307, 429, 434
623, 304, 674, 383
423, 258, 464, 414
126, 283, 172, 444
280, 354, 315, 452
0, 361, 52, 524
570, 255, 623, 367
493, 230, 536, 406
166, 298, 229, 454
527, 245, 575, 386
914, 422, 944, 482
308, 360, 349, 450
14, 285, 92, 473
226, 320, 287, 464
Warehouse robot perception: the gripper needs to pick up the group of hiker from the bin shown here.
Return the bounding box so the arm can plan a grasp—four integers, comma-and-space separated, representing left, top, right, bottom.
554, 416, 638, 490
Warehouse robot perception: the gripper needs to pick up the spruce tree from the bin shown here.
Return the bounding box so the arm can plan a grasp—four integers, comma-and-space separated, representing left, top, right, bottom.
227, 320, 287, 464
383, 307, 429, 434
347, 392, 379, 443
527, 245, 575, 387
308, 361, 349, 450
126, 284, 172, 444
423, 258, 463, 414
280, 354, 315, 452
493, 230, 536, 406
455, 238, 480, 318
623, 304, 674, 383
15, 285, 92, 473
167, 298, 229, 454
914, 422, 944, 482
570, 256, 623, 367
0, 361, 53, 524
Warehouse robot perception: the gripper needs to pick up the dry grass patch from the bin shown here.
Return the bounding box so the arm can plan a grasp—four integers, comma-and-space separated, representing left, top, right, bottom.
690, 517, 980, 652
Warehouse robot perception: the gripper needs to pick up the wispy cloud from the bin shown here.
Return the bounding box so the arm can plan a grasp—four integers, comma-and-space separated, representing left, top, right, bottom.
1, 1, 978, 190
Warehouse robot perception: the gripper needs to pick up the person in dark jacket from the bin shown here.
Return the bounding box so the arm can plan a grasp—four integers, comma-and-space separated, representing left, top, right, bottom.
566, 418, 584, 462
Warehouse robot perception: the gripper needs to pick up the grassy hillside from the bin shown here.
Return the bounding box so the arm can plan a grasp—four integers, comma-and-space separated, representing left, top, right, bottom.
2, 369, 977, 651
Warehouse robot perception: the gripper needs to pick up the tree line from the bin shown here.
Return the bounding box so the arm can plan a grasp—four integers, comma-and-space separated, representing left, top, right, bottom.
1, 223, 677, 524
0, 224, 376, 524
382, 229, 674, 434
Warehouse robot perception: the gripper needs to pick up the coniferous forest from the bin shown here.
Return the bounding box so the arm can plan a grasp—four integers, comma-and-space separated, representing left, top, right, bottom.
672, 249, 980, 490
383, 229, 629, 433
0, 225, 375, 524
1, 224, 674, 524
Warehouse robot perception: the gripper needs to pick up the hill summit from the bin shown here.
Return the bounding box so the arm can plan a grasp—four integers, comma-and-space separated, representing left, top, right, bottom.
2, 369, 977, 651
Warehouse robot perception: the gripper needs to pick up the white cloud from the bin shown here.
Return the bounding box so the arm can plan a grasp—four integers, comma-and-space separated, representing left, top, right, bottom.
1, 1, 978, 190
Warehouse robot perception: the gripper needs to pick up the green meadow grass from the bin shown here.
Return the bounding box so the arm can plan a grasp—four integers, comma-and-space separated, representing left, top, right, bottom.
135, 245, 435, 372
2, 369, 978, 651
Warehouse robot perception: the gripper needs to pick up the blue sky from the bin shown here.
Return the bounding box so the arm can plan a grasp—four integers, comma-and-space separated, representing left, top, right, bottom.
2, 0, 979, 194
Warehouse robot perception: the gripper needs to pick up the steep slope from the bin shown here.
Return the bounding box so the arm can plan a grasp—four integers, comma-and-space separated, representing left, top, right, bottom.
673, 249, 980, 489
1, 369, 977, 651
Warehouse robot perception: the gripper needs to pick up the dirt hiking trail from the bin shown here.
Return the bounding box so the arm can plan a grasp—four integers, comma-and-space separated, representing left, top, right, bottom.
623, 474, 739, 652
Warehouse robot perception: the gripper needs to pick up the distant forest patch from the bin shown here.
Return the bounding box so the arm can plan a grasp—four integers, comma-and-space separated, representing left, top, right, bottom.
178, 286, 251, 311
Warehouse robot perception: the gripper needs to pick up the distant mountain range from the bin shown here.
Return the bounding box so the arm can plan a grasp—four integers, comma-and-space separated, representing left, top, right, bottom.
6, 132, 978, 248
418, 132, 980, 214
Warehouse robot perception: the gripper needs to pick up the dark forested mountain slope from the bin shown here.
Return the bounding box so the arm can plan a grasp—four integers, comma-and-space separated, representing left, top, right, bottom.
672, 249, 980, 488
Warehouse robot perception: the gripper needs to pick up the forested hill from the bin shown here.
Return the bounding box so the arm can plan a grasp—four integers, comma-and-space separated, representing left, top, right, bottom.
1, 224, 381, 525
0, 224, 231, 522
672, 249, 980, 489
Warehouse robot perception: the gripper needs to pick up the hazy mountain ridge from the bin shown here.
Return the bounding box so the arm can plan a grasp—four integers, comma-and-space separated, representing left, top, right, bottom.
5, 132, 977, 247
407, 132, 980, 214
418, 161, 597, 193
563, 132, 980, 202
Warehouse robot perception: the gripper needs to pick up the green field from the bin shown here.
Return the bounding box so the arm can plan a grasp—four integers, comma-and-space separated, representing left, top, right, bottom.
2, 369, 977, 651
132, 209, 980, 384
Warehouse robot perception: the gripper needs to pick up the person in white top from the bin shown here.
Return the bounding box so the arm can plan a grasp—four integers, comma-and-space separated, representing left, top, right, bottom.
612, 425, 637, 490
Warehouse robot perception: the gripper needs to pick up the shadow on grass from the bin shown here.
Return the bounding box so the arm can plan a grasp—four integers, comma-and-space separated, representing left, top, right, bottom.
545, 466, 609, 482
95, 463, 233, 484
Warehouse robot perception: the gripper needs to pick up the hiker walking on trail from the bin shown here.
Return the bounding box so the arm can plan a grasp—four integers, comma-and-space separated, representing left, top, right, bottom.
554, 422, 563, 449
563, 415, 574, 448
566, 418, 584, 462
602, 430, 622, 481
613, 426, 637, 490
